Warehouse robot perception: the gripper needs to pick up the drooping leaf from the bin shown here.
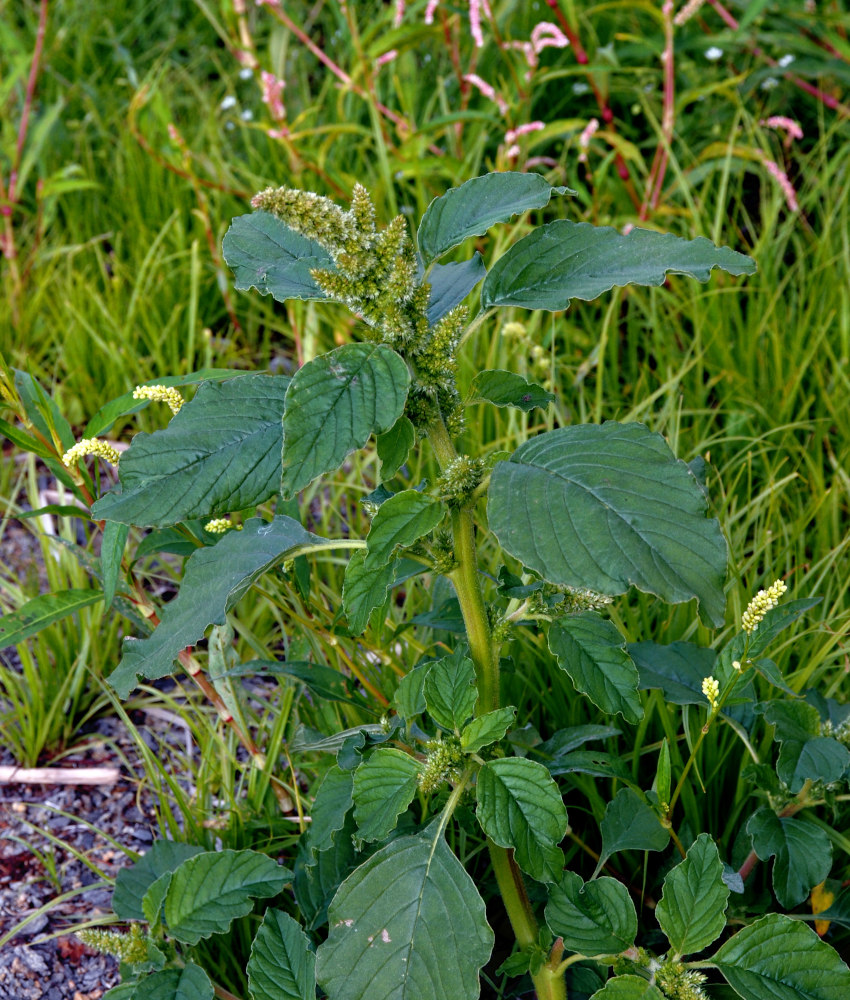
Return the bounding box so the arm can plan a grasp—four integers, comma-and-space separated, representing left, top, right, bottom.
589, 976, 665, 1000
112, 841, 204, 921
476, 757, 568, 883
0, 589, 103, 650
656, 833, 729, 956
545, 870, 637, 956
108, 516, 326, 697
488, 423, 728, 626
418, 171, 569, 264
163, 849, 291, 945
222, 211, 333, 301
93, 374, 290, 527
481, 220, 756, 310
342, 550, 396, 635
364, 490, 444, 568
304, 766, 354, 862
536, 725, 622, 759
596, 788, 669, 876
247, 909, 316, 1000
714, 913, 850, 1000
315, 827, 494, 1000
467, 370, 554, 412
377, 415, 415, 481
281, 343, 410, 497
747, 809, 832, 909
548, 613, 643, 724
353, 748, 422, 842
129, 964, 214, 1000
424, 650, 478, 731
426, 255, 487, 323
101, 521, 129, 608
461, 707, 517, 753
630, 641, 721, 706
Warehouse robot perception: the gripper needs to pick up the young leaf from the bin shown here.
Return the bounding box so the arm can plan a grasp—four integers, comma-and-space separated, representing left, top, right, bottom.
630, 641, 720, 705
342, 550, 396, 635
746, 808, 832, 909
595, 789, 669, 876
315, 828, 494, 1000
548, 613, 643, 724
163, 849, 291, 945
108, 516, 327, 697
304, 766, 354, 862
589, 976, 666, 999
467, 370, 554, 412
714, 913, 850, 1000
394, 664, 429, 720
423, 650, 477, 731
488, 422, 728, 626
476, 757, 568, 883
418, 171, 569, 264
247, 909, 317, 1000
426, 255, 487, 323
461, 706, 517, 753
141, 871, 173, 927
222, 210, 334, 301
281, 343, 410, 498
655, 739, 672, 808
545, 870, 637, 956
481, 220, 755, 310
364, 489, 444, 568
377, 415, 415, 481
93, 374, 290, 527
127, 964, 214, 1000
655, 833, 729, 956
0, 589, 103, 650
112, 841, 204, 921
353, 747, 423, 842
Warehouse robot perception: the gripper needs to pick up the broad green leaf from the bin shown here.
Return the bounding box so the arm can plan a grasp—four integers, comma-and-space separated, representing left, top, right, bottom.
548, 613, 643, 724
631, 641, 720, 705
656, 833, 729, 956
305, 766, 354, 861
714, 913, 850, 1000
595, 788, 669, 876
764, 701, 821, 742
103, 986, 137, 1000
295, 812, 359, 931
112, 841, 204, 921
141, 871, 173, 926
163, 849, 291, 945
93, 374, 290, 527
424, 650, 477, 731
461, 706, 517, 753
426, 255, 487, 323
777, 737, 850, 793
589, 976, 665, 1000
377, 415, 415, 481
101, 521, 129, 608
281, 344, 410, 498
342, 550, 396, 635
467, 370, 554, 412
489, 423, 728, 626
476, 757, 568, 883
315, 828, 494, 1000
394, 664, 429, 719
247, 909, 316, 1000
418, 172, 568, 264
353, 748, 422, 842
364, 490, 444, 568
129, 964, 213, 1000
223, 211, 333, 301
747, 808, 832, 908
545, 870, 637, 956
481, 220, 756, 310
0, 589, 103, 649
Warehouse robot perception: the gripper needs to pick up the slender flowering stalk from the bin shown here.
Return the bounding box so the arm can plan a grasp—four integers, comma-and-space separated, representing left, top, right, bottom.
424, 0, 440, 24
742, 579, 788, 633
674, 0, 706, 26
463, 73, 509, 115
469, 0, 492, 48
133, 384, 184, 414
62, 438, 120, 468
578, 117, 599, 162
760, 116, 803, 148
759, 155, 799, 211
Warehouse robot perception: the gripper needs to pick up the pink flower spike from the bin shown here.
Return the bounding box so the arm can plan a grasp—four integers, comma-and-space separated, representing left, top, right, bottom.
504, 121, 545, 144
505, 144, 521, 159
531, 21, 570, 53
267, 127, 290, 140
376, 49, 398, 67
470, 0, 491, 48
260, 71, 286, 121
578, 117, 600, 163
464, 73, 509, 115
760, 116, 803, 141
761, 155, 799, 212
255, 0, 281, 7
393, 0, 405, 28
424, 0, 440, 24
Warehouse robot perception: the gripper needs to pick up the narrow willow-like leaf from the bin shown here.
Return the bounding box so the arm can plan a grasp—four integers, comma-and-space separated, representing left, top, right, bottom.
364, 490, 444, 568
377, 415, 415, 481
342, 550, 396, 635
418, 172, 569, 264
93, 374, 290, 527
548, 613, 642, 723
714, 913, 850, 1000
488, 422, 728, 626
163, 849, 291, 945
112, 842, 204, 921
461, 707, 517, 753
481, 220, 756, 310
424, 651, 477, 731
228, 660, 362, 706
14, 369, 75, 451
223, 211, 333, 301
747, 809, 832, 909
0, 589, 103, 649
247, 909, 316, 1000
545, 871, 637, 956
589, 976, 665, 1000
426, 254, 487, 324
108, 516, 327, 697
129, 964, 214, 1000
467, 370, 554, 412
596, 788, 669, 876
477, 757, 567, 883
101, 520, 129, 608
353, 748, 422, 842
315, 828, 494, 1000
281, 343, 410, 498
655, 833, 729, 956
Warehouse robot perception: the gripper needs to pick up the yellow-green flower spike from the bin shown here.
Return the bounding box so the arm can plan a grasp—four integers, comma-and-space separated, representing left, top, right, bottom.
205, 518, 242, 534
78, 924, 149, 963
701, 675, 720, 711
133, 384, 184, 414
741, 579, 787, 633
62, 437, 120, 468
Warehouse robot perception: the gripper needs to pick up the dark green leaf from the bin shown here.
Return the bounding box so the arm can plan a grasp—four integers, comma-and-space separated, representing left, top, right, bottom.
589, 976, 665, 1000
129, 964, 213, 1000
596, 789, 669, 876
14, 370, 74, 450
461, 706, 516, 753
247, 909, 316, 1000
409, 597, 466, 633
545, 750, 631, 782
365, 489, 444, 568
101, 521, 129, 608
108, 516, 326, 697
377, 415, 415, 482
656, 833, 729, 956
426, 255, 487, 323
394, 664, 429, 719
777, 737, 850, 793
223, 211, 333, 301
476, 757, 568, 883
295, 811, 359, 931
15, 503, 90, 520
141, 870, 172, 926
631, 641, 718, 705
281, 344, 410, 497
289, 724, 386, 758
545, 870, 637, 956
418, 171, 569, 264
747, 808, 832, 908
353, 748, 422, 842
0, 589, 103, 650
488, 423, 728, 626
549, 613, 643, 723
536, 725, 621, 759
315, 828, 494, 1000
764, 701, 821, 742
93, 374, 290, 527
468, 370, 554, 412
304, 766, 354, 861
133, 527, 200, 561
342, 550, 396, 636
481, 220, 755, 311
0, 416, 54, 459
424, 650, 477, 731
714, 913, 850, 1000
226, 659, 362, 706
112, 841, 204, 922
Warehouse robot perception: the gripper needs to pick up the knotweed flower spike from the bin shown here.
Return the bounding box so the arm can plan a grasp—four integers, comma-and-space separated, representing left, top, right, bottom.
62, 437, 120, 468
701, 676, 720, 711
205, 518, 242, 534
133, 384, 184, 414
741, 579, 787, 633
